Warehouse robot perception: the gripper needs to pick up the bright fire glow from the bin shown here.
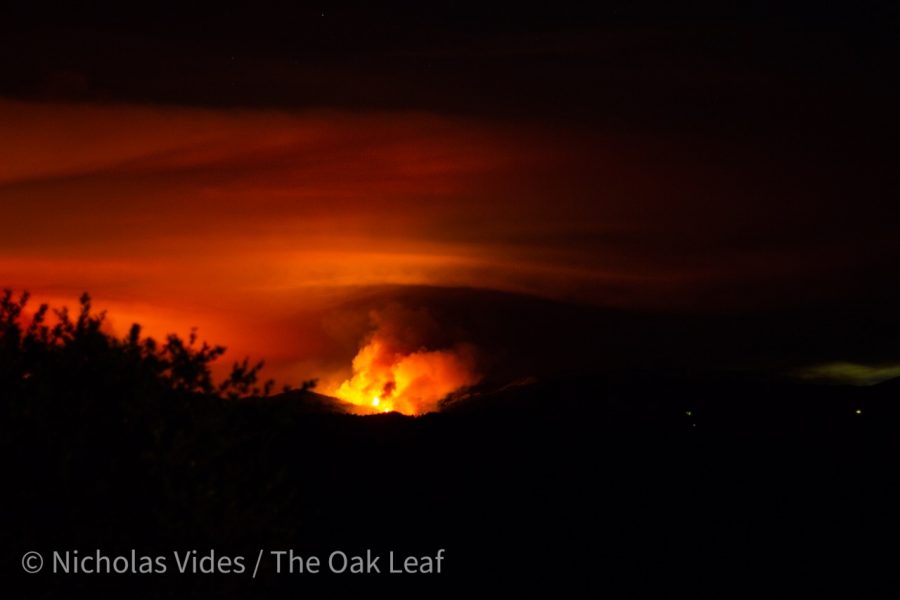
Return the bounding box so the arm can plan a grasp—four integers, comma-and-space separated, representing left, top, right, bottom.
331, 338, 480, 415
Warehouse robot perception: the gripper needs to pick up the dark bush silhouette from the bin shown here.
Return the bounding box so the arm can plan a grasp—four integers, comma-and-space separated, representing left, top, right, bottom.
1, 290, 320, 579
1, 289, 275, 404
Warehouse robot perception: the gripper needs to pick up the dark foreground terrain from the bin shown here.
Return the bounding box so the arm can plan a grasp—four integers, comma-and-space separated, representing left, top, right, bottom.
3, 373, 900, 597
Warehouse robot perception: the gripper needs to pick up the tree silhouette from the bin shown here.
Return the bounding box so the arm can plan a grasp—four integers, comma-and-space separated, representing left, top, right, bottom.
0, 289, 275, 403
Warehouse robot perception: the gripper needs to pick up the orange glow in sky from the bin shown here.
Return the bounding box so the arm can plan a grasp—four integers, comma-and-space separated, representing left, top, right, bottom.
1, 98, 853, 396
0, 99, 636, 387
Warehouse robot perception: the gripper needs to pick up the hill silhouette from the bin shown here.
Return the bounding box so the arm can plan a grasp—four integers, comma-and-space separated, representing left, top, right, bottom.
3, 291, 900, 596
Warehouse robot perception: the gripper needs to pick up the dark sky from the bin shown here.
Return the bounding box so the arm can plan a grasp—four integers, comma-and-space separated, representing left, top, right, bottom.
3, 3, 898, 113
2, 2, 899, 405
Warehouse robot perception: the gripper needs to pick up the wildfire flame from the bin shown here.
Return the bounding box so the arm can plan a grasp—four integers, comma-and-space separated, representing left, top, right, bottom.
331, 337, 480, 415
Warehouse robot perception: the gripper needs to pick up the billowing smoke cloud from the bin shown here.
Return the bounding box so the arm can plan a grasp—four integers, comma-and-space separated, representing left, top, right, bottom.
329, 305, 481, 415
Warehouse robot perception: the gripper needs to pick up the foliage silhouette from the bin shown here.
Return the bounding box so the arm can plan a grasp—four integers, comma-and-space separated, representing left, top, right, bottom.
1, 289, 276, 404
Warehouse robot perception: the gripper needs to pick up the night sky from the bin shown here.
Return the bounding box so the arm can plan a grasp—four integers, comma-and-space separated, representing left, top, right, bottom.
2, 2, 900, 406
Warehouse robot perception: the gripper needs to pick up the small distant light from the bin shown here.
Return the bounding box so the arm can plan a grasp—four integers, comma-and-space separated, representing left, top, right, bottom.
855, 409, 862, 415
685, 410, 692, 417
691, 423, 697, 428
